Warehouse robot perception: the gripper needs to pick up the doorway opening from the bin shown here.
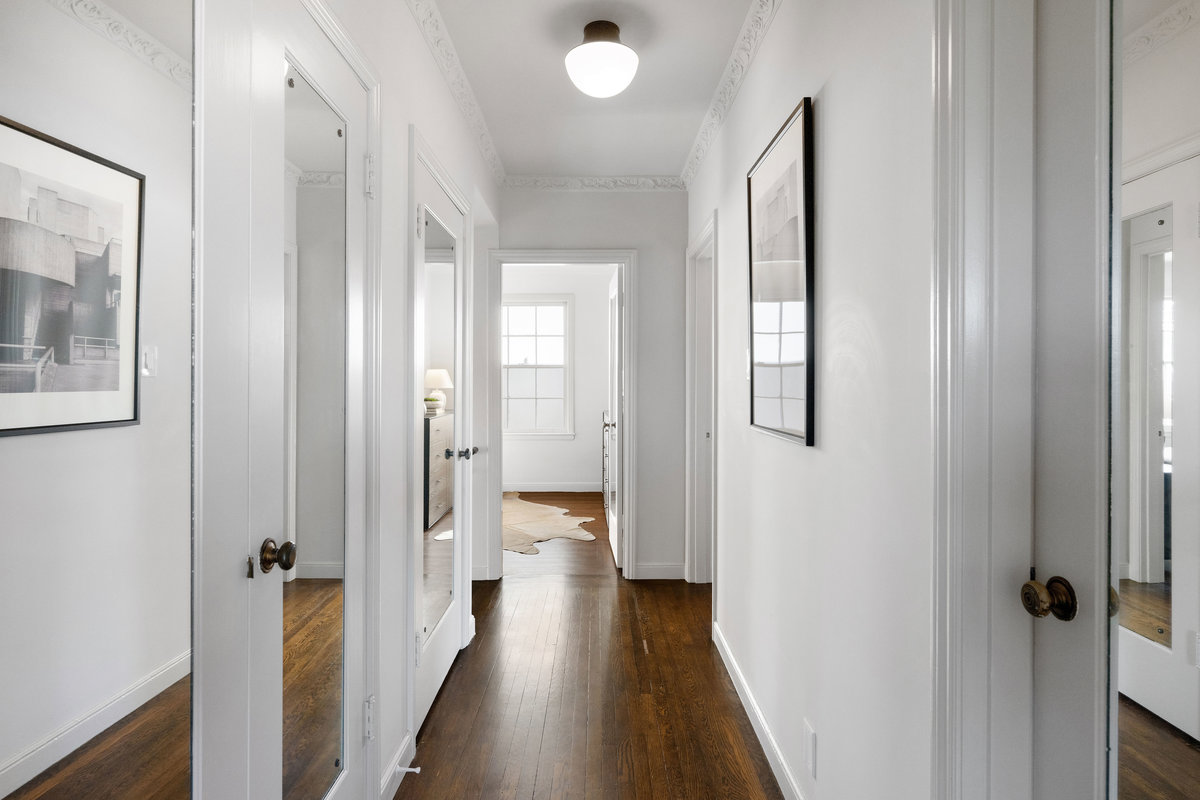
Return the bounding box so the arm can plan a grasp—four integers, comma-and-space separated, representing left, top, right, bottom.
484, 251, 637, 580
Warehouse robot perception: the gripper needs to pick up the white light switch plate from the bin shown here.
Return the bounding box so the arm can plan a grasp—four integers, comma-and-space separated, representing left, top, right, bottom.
140, 345, 158, 378
804, 718, 817, 779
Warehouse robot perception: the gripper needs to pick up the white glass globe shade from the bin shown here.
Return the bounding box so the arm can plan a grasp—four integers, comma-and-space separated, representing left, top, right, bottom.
565, 41, 639, 98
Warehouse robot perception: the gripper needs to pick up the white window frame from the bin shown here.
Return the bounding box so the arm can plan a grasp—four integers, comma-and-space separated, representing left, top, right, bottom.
501, 294, 575, 439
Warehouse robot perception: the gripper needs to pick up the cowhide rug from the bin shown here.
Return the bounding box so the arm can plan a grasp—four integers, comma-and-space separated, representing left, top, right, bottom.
502, 492, 596, 554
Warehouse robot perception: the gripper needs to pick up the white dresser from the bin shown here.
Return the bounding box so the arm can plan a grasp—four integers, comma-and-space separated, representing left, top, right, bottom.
423, 412, 454, 529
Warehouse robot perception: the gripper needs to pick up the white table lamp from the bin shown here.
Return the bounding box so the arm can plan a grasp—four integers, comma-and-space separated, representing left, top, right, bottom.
424, 368, 453, 412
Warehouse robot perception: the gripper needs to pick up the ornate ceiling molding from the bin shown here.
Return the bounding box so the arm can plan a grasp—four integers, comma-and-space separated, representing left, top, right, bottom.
285, 161, 304, 186
1124, 0, 1199, 65
44, 0, 191, 91
504, 175, 687, 192
679, 0, 783, 186
406, 0, 507, 182
299, 171, 347, 188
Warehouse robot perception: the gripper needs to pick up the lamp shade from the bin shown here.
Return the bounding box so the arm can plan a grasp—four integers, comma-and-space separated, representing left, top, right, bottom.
565, 21, 638, 99
425, 368, 453, 389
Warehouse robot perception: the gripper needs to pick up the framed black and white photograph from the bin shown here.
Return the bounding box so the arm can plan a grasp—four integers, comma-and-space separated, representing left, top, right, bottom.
747, 97, 814, 445
0, 116, 143, 435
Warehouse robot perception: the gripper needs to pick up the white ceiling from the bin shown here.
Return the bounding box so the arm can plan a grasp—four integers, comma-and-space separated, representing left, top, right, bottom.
1122, 0, 1182, 34
436, 0, 753, 178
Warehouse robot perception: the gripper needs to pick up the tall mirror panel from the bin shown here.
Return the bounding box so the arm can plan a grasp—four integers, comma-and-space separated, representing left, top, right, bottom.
283, 63, 347, 800
0, 0, 194, 797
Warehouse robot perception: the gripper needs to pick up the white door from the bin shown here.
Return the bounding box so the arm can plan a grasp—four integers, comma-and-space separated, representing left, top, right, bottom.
411, 138, 471, 730
195, 1, 372, 797
606, 273, 622, 566
1118, 156, 1200, 740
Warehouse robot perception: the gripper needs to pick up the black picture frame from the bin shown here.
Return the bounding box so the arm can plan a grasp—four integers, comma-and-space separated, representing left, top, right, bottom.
0, 115, 144, 435
747, 97, 815, 446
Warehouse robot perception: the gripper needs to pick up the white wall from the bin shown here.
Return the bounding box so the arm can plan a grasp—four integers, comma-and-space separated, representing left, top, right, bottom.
296, 185, 347, 576
686, 0, 934, 797
500, 189, 689, 574
0, 0, 191, 792
501, 262, 615, 491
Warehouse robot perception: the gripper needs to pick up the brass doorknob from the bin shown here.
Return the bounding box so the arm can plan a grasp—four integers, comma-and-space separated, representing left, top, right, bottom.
1021, 575, 1077, 621
260, 538, 298, 573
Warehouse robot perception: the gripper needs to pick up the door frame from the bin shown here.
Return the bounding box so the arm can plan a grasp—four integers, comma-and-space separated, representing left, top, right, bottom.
484, 249, 639, 579
194, 0, 382, 796
685, 214, 717, 587
933, 0, 1114, 797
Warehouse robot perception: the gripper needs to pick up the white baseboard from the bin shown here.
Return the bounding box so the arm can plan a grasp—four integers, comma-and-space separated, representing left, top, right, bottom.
502, 482, 602, 492
297, 561, 344, 579
0, 650, 191, 796
632, 562, 685, 580
380, 731, 416, 799
712, 622, 804, 800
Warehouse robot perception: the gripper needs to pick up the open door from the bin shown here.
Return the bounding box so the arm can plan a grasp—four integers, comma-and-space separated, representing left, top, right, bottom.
195, 1, 375, 797
605, 272, 622, 568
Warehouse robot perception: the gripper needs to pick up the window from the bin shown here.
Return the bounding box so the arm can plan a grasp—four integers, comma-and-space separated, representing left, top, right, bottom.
502, 297, 573, 436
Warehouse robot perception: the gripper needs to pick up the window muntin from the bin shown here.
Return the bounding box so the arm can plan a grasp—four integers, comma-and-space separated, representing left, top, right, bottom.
502, 298, 573, 435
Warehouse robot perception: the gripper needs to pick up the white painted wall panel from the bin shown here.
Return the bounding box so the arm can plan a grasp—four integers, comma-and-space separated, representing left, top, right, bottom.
686, 0, 934, 796
501, 263, 615, 491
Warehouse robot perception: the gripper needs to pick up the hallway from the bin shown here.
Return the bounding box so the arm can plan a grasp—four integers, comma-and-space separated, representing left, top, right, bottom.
396, 494, 782, 799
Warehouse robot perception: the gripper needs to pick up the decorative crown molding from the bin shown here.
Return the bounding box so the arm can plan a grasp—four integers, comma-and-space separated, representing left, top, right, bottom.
45, 0, 191, 91
299, 171, 347, 188
285, 160, 304, 186
1124, 0, 1200, 65
406, 0, 506, 182
679, 0, 782, 186
503, 175, 687, 192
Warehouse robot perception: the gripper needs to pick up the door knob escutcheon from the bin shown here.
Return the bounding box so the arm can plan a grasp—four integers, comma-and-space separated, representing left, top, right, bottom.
1021, 575, 1077, 621
260, 538, 298, 573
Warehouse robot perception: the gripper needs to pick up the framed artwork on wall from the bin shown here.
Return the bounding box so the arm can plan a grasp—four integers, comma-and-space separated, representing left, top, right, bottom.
0, 115, 143, 436
747, 97, 814, 445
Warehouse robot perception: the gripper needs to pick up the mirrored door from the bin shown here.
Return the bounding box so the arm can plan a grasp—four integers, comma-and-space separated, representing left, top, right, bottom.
282, 61, 346, 800
411, 140, 469, 730
0, 1, 193, 796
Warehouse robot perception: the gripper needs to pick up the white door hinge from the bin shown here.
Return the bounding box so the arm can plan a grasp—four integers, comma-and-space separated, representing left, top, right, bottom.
416, 208, 423, 238
415, 633, 422, 667
364, 153, 376, 199
364, 695, 376, 741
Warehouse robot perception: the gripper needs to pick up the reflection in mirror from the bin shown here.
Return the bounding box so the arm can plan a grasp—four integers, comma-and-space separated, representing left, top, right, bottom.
0, 1, 193, 797
1120, 207, 1173, 646
283, 64, 347, 800
422, 215, 456, 634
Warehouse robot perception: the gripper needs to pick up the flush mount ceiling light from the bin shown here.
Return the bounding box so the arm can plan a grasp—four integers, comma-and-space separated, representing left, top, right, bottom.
565, 20, 639, 98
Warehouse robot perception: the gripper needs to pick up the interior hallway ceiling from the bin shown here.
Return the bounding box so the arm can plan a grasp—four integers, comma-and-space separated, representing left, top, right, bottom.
434, 0, 755, 179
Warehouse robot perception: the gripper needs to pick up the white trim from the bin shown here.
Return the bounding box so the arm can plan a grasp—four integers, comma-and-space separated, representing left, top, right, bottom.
679, 0, 783, 185
632, 562, 685, 580
1123, 0, 1200, 65
503, 482, 601, 493
489, 250, 639, 578
685, 213, 717, 586
404, 0, 505, 181
1122, 131, 1200, 184
380, 732, 416, 799
503, 175, 685, 192
0, 651, 191, 795
44, 0, 192, 90
502, 432, 576, 441
711, 623, 803, 800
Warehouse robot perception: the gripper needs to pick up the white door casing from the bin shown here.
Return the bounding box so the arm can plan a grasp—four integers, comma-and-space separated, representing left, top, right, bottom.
195, 0, 380, 797
607, 272, 622, 567
933, 0, 1114, 797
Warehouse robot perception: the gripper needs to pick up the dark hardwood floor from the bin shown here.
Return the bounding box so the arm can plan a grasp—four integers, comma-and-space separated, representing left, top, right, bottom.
395, 492, 783, 800
1119, 694, 1200, 799
1120, 576, 1172, 646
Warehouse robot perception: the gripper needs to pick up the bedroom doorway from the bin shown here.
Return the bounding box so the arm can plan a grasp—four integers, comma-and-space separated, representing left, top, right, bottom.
485, 251, 637, 580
